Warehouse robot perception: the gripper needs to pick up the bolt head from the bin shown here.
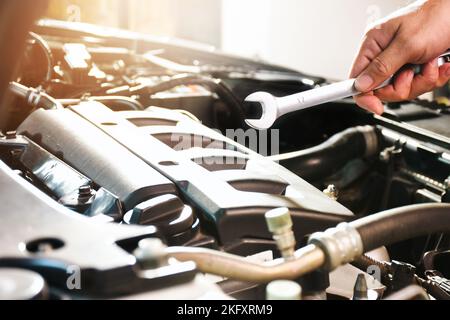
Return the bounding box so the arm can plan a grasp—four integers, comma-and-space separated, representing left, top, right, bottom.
78, 185, 94, 200
445, 177, 450, 189
5, 131, 17, 139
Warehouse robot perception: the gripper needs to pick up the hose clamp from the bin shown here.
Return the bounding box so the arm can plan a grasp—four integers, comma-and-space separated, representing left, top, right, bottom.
308, 223, 363, 271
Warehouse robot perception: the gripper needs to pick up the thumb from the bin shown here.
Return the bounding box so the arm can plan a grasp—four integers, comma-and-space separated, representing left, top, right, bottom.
354, 42, 406, 92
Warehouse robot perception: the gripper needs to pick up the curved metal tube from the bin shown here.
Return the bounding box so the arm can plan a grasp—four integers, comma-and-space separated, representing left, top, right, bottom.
166, 244, 325, 283
168, 203, 450, 284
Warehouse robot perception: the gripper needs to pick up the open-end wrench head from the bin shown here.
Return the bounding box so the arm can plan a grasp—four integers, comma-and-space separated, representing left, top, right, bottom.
244, 92, 278, 130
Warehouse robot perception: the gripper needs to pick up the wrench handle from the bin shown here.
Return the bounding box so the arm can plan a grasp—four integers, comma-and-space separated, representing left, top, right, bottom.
277, 79, 357, 116
276, 51, 450, 118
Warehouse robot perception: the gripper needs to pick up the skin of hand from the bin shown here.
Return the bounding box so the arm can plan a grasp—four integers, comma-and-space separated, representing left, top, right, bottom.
350, 0, 450, 114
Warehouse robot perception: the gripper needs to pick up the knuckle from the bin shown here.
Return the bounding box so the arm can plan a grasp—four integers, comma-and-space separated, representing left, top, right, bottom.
397, 36, 416, 58
398, 90, 410, 101
397, 34, 411, 47
424, 78, 438, 89
404, 38, 428, 61
371, 57, 391, 76
364, 21, 382, 34
365, 28, 378, 38
419, 77, 438, 92
426, 72, 439, 85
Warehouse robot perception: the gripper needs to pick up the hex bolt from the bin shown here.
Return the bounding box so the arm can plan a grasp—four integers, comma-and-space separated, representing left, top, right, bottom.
133, 238, 168, 270
78, 185, 93, 200
323, 184, 338, 201
5, 131, 17, 140
265, 207, 296, 261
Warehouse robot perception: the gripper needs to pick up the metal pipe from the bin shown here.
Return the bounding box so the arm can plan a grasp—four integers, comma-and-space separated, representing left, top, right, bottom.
168, 203, 450, 284
166, 244, 325, 283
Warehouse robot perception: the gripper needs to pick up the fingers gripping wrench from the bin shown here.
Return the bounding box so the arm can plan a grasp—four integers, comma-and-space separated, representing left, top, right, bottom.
245, 51, 450, 130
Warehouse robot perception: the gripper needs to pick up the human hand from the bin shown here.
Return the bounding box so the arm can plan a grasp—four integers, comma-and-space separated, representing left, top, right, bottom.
350, 0, 450, 114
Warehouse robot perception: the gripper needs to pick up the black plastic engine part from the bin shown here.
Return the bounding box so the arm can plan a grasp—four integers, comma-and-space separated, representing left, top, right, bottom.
58, 101, 353, 246
16, 101, 354, 248
0, 134, 124, 218
0, 135, 91, 200
123, 194, 199, 244
84, 187, 123, 220
0, 159, 201, 297
18, 108, 177, 211
384, 101, 450, 139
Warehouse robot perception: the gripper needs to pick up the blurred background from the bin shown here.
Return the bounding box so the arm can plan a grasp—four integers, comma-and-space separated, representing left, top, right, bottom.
45, 0, 414, 80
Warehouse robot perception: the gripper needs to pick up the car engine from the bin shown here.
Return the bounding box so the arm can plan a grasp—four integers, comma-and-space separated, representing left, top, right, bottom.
0, 2, 449, 301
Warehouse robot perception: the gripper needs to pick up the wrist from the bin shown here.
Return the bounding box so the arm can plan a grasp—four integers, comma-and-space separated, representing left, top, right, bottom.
423, 0, 450, 14
422, 0, 450, 47
374, 1, 426, 27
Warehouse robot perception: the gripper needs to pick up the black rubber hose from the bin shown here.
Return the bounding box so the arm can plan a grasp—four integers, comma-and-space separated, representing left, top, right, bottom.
59, 96, 144, 111
28, 32, 53, 84
277, 126, 379, 181
107, 74, 246, 127
350, 203, 450, 253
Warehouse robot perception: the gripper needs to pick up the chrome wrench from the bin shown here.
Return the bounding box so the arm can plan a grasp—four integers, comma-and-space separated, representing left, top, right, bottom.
245, 51, 450, 130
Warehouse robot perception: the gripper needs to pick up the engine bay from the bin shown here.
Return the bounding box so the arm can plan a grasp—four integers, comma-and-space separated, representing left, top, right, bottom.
0, 16, 449, 301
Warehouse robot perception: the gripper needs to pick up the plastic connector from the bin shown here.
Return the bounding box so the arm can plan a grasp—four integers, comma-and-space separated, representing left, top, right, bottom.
265, 208, 296, 260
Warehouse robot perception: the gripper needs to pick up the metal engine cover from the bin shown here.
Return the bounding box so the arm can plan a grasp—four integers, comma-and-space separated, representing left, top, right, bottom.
18, 102, 353, 247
